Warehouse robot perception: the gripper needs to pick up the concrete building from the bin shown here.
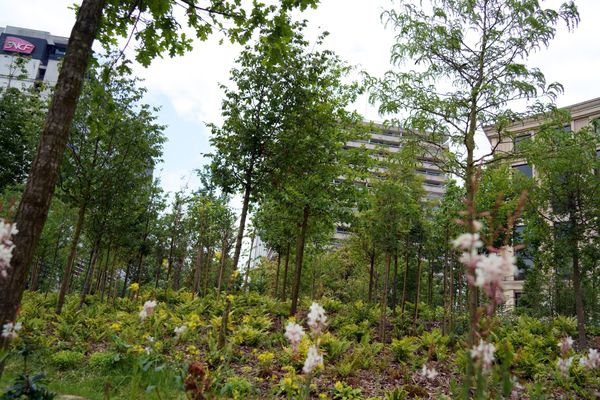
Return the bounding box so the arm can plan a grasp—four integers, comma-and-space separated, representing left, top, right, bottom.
483, 97, 600, 308
334, 121, 448, 240
0, 26, 68, 90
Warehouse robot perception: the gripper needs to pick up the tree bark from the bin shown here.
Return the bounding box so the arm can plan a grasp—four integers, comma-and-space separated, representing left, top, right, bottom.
0, 0, 106, 339
78, 238, 100, 309
367, 252, 376, 303
56, 203, 86, 314
413, 243, 423, 326
244, 232, 255, 291
379, 252, 392, 342
193, 243, 204, 294
290, 206, 309, 316
231, 180, 252, 272
401, 247, 410, 316
391, 251, 399, 315
282, 243, 290, 301
274, 252, 281, 298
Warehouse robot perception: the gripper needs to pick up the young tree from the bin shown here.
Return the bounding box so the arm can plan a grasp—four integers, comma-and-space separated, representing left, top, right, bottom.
367, 0, 579, 339
2, 0, 319, 338
522, 115, 600, 346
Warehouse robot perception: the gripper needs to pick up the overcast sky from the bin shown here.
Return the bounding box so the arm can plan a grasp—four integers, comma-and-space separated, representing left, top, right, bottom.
3, 0, 600, 201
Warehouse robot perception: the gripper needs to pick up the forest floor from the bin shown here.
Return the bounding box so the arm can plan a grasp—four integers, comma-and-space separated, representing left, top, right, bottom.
0, 290, 599, 399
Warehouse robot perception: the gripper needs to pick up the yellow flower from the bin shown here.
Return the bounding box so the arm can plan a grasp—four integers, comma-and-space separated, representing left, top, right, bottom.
186, 345, 200, 356
319, 394, 328, 399
226, 294, 234, 303
154, 341, 163, 351
131, 345, 145, 354
110, 323, 121, 331
231, 270, 240, 279
334, 381, 343, 391
128, 282, 140, 292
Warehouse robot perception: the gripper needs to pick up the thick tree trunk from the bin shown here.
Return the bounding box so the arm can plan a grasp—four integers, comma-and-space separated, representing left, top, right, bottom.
232, 180, 252, 273
281, 243, 290, 301
56, 203, 86, 314
379, 252, 392, 342
367, 252, 376, 303
0, 0, 106, 340
290, 206, 309, 316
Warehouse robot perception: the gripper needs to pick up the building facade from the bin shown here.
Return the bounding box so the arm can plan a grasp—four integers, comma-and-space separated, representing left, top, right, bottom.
334, 121, 448, 240
483, 97, 600, 308
0, 26, 68, 90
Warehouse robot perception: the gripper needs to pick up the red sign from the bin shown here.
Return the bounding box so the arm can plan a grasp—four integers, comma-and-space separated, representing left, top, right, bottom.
2, 36, 35, 54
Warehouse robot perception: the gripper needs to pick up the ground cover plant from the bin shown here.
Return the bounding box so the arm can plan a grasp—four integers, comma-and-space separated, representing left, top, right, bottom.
1, 289, 599, 399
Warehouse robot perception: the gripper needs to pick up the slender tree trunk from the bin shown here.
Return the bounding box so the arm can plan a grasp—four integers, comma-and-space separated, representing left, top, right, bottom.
79, 238, 100, 309
401, 248, 410, 316
121, 261, 132, 297
244, 233, 255, 292
379, 252, 392, 342
193, 243, 204, 294
56, 203, 86, 314
0, 0, 106, 344
413, 243, 423, 326
391, 251, 399, 315
217, 229, 229, 295
290, 206, 309, 316
427, 256, 433, 306
442, 244, 449, 335
367, 251, 376, 303
202, 248, 212, 295
572, 237, 587, 347
98, 245, 112, 299
231, 180, 252, 272
154, 254, 162, 289
274, 252, 281, 298
172, 255, 183, 290
282, 243, 290, 301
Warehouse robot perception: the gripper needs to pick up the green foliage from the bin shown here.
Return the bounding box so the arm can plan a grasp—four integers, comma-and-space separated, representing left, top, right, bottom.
0, 373, 55, 400
49, 350, 85, 370
88, 351, 122, 371
332, 381, 363, 400
390, 337, 420, 364
219, 376, 253, 399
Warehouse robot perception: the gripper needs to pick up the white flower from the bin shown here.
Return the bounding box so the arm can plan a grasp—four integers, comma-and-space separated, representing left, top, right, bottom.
284, 321, 305, 352
174, 325, 187, 336
558, 336, 574, 355
473, 248, 516, 303
146, 335, 154, 343
302, 345, 323, 374
452, 232, 483, 250
472, 220, 483, 232
420, 364, 438, 380
139, 300, 157, 321
557, 356, 573, 377
307, 302, 327, 336
0, 220, 17, 279
470, 340, 495, 372
459, 249, 480, 268
1, 321, 22, 340
581, 348, 600, 369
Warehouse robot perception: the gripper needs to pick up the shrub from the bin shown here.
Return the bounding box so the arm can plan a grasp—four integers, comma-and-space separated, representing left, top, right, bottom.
391, 337, 420, 363
88, 351, 122, 371
332, 381, 363, 399
50, 350, 84, 370
220, 376, 253, 399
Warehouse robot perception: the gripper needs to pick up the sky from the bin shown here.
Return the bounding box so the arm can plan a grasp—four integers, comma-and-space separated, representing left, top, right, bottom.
3, 0, 600, 205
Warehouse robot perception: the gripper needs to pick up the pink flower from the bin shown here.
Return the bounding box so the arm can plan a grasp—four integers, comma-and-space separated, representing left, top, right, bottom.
557, 356, 573, 377
307, 303, 327, 336
581, 348, 599, 369
139, 300, 157, 321
420, 364, 438, 380
1, 321, 22, 340
470, 340, 495, 372
284, 321, 305, 352
0, 219, 17, 279
302, 345, 323, 374
452, 232, 483, 250
558, 336, 574, 355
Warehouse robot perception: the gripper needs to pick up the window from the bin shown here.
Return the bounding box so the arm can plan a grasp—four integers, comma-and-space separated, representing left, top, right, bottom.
513, 133, 531, 151
561, 124, 572, 133
512, 163, 532, 177
514, 292, 523, 307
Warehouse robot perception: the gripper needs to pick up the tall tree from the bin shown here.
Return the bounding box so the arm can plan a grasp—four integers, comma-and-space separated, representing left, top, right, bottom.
1, 0, 319, 338
367, 0, 579, 340
522, 113, 600, 346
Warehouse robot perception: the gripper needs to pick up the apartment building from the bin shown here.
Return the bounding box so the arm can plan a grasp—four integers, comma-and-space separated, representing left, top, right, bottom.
334, 122, 448, 240
0, 26, 68, 90
483, 97, 600, 308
